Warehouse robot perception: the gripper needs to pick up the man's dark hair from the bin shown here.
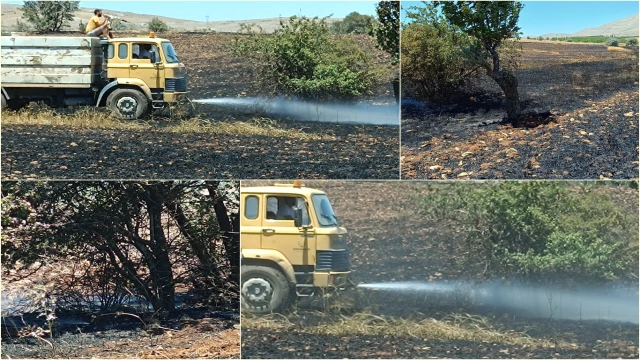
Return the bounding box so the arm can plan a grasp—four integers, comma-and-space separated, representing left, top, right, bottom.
94, 9, 101, 15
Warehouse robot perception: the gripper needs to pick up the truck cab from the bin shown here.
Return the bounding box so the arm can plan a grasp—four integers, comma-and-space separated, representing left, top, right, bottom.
241, 181, 352, 313
98, 33, 189, 117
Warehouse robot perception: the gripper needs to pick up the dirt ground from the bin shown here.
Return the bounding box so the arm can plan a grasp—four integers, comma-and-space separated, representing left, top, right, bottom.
240, 181, 639, 359
401, 41, 639, 180
1, 33, 399, 180
2, 308, 240, 359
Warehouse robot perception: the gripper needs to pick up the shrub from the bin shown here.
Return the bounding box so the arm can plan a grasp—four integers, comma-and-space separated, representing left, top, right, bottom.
626, 38, 638, 46
148, 17, 169, 33
231, 16, 383, 101
567, 38, 573, 42
416, 182, 638, 285
78, 20, 85, 32
606, 37, 619, 46
401, 3, 480, 104
331, 12, 375, 34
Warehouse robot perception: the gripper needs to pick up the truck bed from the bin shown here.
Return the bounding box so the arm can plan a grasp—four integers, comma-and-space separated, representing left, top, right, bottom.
1, 36, 104, 87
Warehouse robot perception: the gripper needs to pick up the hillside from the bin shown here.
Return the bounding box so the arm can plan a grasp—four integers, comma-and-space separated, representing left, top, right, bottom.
539, 14, 639, 38
0, 3, 342, 33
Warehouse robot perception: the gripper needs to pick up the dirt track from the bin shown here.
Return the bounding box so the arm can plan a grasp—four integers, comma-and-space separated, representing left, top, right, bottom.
1, 33, 399, 180
402, 41, 639, 180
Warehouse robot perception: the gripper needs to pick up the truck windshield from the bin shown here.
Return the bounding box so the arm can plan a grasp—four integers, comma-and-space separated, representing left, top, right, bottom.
311, 194, 339, 227
161, 42, 180, 63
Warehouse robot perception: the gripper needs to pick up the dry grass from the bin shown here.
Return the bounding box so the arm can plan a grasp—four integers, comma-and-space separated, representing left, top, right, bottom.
241, 311, 561, 348
1, 108, 332, 140
608, 46, 634, 53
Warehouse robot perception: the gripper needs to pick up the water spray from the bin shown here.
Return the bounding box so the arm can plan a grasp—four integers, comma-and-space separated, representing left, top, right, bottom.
192, 97, 399, 126
355, 280, 639, 324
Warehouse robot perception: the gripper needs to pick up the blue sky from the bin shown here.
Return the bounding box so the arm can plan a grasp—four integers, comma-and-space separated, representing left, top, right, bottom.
402, 1, 639, 36
2, 1, 379, 21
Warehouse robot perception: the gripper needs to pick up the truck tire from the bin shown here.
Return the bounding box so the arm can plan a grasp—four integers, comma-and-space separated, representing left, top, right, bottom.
241, 265, 293, 314
106, 88, 149, 120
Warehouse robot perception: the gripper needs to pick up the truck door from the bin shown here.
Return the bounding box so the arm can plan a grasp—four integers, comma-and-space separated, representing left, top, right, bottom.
261, 195, 315, 266
129, 42, 161, 90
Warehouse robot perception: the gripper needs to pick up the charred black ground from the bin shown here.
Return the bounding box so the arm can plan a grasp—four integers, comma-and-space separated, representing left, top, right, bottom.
402, 41, 639, 180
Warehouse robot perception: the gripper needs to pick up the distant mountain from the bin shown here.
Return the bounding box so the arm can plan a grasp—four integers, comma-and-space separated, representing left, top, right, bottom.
0, 3, 342, 33
538, 14, 639, 38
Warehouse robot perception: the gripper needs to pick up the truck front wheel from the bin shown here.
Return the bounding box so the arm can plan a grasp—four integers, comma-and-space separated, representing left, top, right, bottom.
241, 265, 293, 314
106, 88, 149, 120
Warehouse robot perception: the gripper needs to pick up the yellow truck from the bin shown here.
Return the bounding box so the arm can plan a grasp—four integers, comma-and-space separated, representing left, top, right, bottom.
241, 181, 353, 313
0, 32, 188, 119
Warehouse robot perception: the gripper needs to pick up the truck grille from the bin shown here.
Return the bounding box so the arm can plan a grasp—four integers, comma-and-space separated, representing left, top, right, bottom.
165, 77, 187, 92
316, 249, 349, 272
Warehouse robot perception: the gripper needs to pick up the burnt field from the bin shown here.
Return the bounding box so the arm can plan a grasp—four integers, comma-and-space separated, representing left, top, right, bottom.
402, 41, 639, 180
1, 33, 399, 180
1, 307, 240, 359
241, 181, 640, 359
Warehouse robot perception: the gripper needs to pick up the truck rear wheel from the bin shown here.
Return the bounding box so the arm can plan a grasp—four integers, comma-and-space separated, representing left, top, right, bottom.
241, 265, 292, 314
106, 88, 149, 120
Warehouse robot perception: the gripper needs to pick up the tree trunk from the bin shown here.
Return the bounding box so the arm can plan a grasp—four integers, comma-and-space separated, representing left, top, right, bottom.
206, 184, 239, 285
392, 76, 400, 104
145, 186, 176, 312
491, 70, 521, 123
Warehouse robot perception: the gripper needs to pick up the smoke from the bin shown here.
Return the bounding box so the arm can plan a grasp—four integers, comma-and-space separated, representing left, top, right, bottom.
193, 97, 399, 126
357, 280, 639, 324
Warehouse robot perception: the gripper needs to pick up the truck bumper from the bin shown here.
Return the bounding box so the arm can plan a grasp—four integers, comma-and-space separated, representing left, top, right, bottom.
314, 271, 352, 290
163, 92, 188, 103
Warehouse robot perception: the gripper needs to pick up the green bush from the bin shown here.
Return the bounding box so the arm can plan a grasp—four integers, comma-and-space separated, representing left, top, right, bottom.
416, 182, 638, 285
626, 38, 638, 46
231, 16, 382, 101
566, 38, 573, 42
606, 37, 619, 46
331, 12, 375, 34
401, 3, 480, 104
148, 17, 169, 33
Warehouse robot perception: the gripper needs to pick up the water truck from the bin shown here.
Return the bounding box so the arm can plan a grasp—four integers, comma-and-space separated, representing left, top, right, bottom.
240, 181, 354, 313
1, 32, 189, 119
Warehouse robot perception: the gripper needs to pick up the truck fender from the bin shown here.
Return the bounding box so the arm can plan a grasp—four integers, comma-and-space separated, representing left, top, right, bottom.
241, 249, 296, 285
96, 79, 153, 106
1, 87, 9, 100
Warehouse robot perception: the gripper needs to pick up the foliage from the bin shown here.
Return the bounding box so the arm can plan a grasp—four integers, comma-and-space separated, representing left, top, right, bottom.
626, 38, 638, 46
606, 37, 619, 47
371, 1, 400, 65
20, 1, 79, 33
149, 17, 169, 33
436, 1, 524, 122
402, 2, 481, 103
77, 20, 84, 32
231, 16, 382, 101
15, 19, 32, 32
1, 181, 240, 312
416, 182, 638, 285
331, 12, 375, 34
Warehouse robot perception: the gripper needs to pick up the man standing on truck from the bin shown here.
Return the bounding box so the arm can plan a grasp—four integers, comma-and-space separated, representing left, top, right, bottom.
85, 9, 112, 39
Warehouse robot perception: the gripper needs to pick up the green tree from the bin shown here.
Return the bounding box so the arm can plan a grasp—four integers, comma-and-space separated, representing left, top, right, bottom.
402, 2, 481, 103
437, 1, 524, 123
372, 1, 399, 64
149, 17, 169, 33
2, 181, 240, 312
332, 12, 375, 34
20, 1, 79, 33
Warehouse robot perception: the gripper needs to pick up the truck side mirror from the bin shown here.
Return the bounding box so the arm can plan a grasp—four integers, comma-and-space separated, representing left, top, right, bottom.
294, 208, 303, 228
